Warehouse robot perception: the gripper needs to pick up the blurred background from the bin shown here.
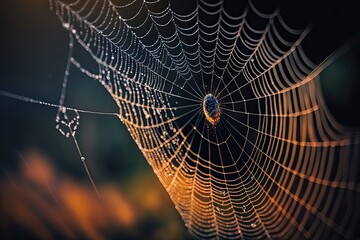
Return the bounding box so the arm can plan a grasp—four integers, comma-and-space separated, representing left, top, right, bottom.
0, 0, 359, 239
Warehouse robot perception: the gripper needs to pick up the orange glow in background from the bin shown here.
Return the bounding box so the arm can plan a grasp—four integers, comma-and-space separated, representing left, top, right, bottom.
0, 150, 191, 240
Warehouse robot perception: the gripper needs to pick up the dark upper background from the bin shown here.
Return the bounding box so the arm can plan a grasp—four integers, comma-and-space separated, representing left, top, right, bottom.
0, 0, 359, 239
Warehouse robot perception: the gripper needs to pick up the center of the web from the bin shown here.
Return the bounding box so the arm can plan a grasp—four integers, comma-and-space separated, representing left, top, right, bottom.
203, 94, 221, 125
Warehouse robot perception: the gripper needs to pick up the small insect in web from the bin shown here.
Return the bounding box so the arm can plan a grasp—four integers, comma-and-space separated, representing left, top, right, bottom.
55, 106, 80, 138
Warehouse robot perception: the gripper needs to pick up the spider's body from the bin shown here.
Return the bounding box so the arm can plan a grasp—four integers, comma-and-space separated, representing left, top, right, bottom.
203, 94, 220, 125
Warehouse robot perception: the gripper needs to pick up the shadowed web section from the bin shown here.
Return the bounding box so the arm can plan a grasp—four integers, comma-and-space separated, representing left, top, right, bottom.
50, 0, 360, 239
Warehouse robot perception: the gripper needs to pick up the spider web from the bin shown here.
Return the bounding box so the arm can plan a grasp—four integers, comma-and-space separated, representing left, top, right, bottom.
50, 0, 360, 239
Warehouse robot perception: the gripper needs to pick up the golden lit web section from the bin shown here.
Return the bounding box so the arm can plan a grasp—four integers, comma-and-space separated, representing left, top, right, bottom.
51, 0, 360, 239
